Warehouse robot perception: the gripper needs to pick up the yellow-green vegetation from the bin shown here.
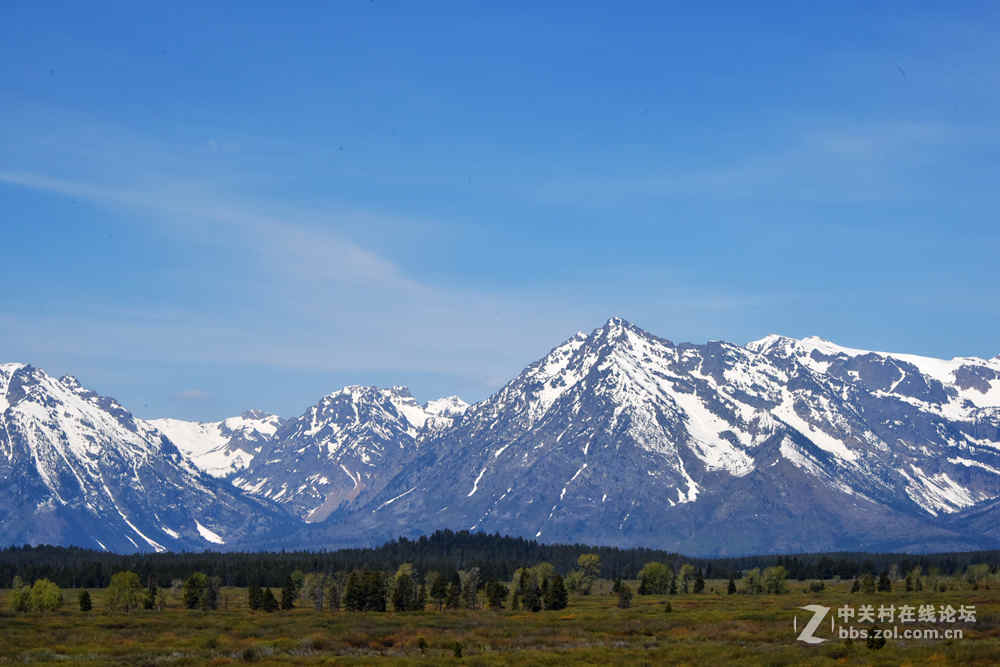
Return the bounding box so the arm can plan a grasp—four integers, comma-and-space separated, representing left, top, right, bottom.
6, 577, 63, 613
1, 577, 998, 665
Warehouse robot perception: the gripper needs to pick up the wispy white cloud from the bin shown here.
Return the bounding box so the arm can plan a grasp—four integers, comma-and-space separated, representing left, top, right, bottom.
0, 106, 797, 412
0, 169, 418, 292
0, 159, 590, 397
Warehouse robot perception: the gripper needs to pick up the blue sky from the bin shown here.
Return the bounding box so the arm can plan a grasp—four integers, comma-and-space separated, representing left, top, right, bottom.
2, 2, 998, 420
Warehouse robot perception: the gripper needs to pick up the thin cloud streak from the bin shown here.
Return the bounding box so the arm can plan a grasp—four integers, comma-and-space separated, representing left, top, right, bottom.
0, 111, 814, 415
0, 170, 418, 292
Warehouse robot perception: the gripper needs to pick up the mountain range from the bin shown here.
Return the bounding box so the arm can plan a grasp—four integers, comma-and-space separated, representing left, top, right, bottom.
2, 318, 998, 555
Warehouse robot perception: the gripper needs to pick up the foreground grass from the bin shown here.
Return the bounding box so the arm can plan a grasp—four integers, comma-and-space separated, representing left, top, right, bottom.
1, 581, 998, 665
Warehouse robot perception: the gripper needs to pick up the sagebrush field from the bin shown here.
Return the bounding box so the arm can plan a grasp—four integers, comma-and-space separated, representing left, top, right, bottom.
2, 579, 999, 665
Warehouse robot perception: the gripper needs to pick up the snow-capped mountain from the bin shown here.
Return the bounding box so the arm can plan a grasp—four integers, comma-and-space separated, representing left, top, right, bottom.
424, 395, 471, 431
231, 386, 468, 522
293, 318, 1000, 555
0, 364, 290, 552
2, 318, 998, 555
747, 334, 1000, 421
146, 411, 281, 478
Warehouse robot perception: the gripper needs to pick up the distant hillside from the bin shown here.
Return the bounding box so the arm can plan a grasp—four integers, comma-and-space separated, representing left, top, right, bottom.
3, 530, 999, 589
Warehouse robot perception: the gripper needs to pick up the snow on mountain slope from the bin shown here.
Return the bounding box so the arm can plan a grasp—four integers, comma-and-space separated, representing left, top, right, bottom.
232, 386, 467, 522
300, 318, 1000, 553
3, 320, 999, 555
747, 334, 1000, 418
423, 395, 470, 430
146, 411, 280, 477
747, 334, 1000, 514
425, 396, 470, 417
0, 364, 290, 552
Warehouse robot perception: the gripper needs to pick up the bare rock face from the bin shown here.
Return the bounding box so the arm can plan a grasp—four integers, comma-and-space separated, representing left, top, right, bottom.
3, 318, 998, 555
288, 319, 1000, 555
229, 385, 466, 522
0, 364, 290, 552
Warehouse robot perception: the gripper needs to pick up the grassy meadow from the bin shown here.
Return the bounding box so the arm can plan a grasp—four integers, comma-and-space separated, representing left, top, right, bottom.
1, 579, 998, 665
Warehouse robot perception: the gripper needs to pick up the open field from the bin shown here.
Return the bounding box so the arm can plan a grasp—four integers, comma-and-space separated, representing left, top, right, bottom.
2, 580, 999, 665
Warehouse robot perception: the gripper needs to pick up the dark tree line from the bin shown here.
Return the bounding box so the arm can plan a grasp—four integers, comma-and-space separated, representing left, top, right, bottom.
3, 530, 999, 588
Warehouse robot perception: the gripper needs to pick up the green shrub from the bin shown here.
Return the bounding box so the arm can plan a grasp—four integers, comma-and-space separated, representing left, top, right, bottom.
866, 628, 886, 650
9, 584, 31, 613
106, 571, 143, 613
8, 579, 62, 613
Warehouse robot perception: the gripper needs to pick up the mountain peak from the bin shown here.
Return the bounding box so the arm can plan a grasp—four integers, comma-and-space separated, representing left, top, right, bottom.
600, 316, 647, 337
424, 395, 469, 417
745, 333, 796, 353
59, 374, 84, 390
588, 317, 649, 347
1, 364, 287, 552
240, 409, 273, 420
5, 320, 1000, 555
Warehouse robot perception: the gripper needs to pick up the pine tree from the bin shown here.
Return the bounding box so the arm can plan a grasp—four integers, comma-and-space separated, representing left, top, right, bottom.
78, 589, 92, 612
617, 581, 633, 609
203, 576, 220, 611
544, 575, 568, 610
392, 573, 416, 611
485, 580, 508, 609
261, 587, 278, 612
290, 570, 305, 600
694, 569, 705, 594
522, 577, 542, 612
525, 587, 542, 612
248, 582, 262, 610
429, 573, 448, 611
416, 580, 426, 611
369, 571, 388, 611
281, 576, 296, 610
143, 577, 158, 610
183, 573, 208, 610
343, 571, 364, 611
727, 576, 736, 595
